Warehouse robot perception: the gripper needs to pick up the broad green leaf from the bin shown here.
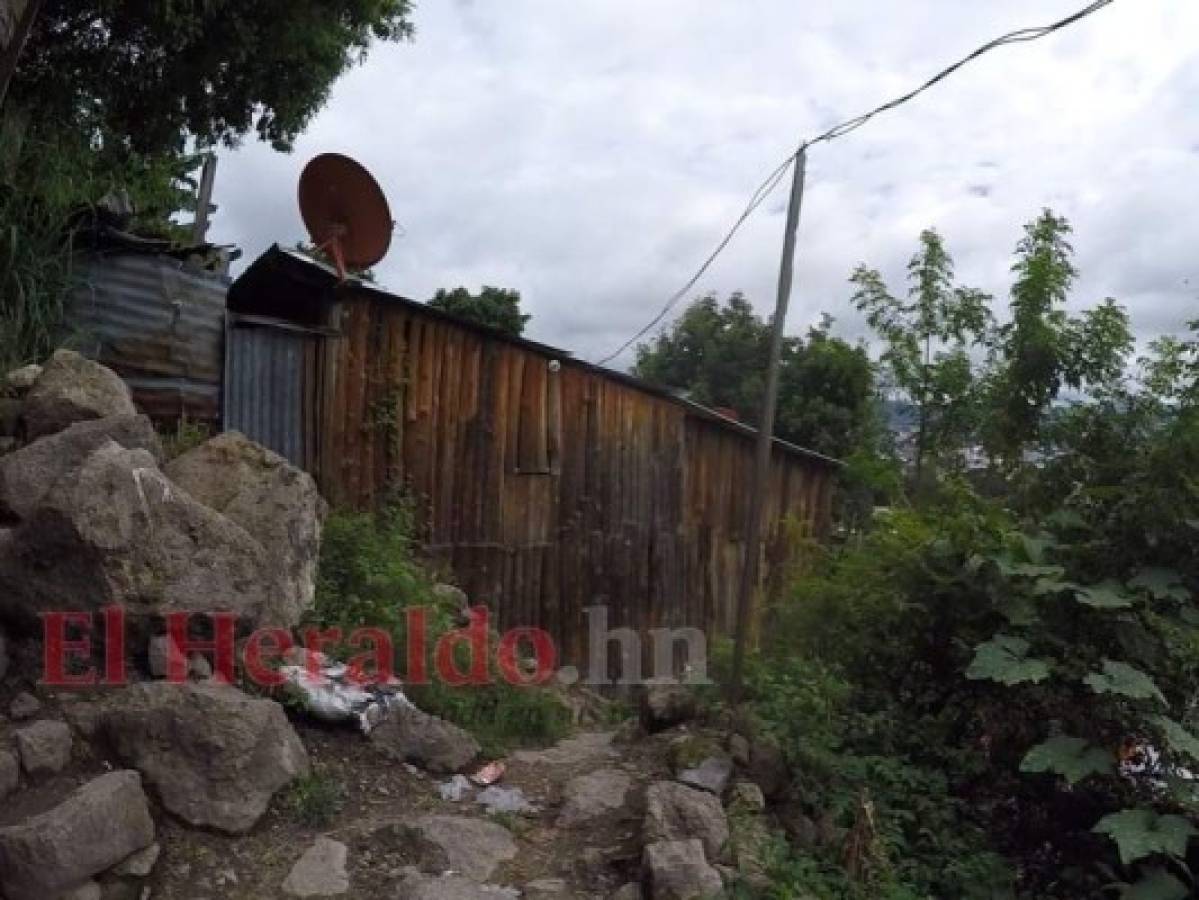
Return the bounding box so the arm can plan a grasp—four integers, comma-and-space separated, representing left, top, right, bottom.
966, 635, 1052, 686
1045, 508, 1088, 531
1093, 808, 1197, 865
1033, 577, 1078, 597
1122, 867, 1189, 900
1021, 533, 1055, 564
1001, 561, 1066, 579
1076, 581, 1137, 610
1020, 735, 1113, 784
1000, 595, 1041, 627
1084, 660, 1167, 704
1129, 568, 1190, 603
1151, 715, 1199, 764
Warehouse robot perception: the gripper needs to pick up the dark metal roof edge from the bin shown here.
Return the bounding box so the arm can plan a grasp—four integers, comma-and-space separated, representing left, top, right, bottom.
234, 245, 843, 469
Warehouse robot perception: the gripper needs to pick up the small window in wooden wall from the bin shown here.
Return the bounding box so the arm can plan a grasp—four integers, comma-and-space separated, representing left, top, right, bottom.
513, 358, 562, 475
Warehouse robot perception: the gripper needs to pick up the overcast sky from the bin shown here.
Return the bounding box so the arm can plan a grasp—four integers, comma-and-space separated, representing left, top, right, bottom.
214, 0, 1199, 369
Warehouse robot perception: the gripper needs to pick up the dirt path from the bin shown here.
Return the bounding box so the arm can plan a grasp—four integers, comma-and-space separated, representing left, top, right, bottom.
145, 724, 670, 899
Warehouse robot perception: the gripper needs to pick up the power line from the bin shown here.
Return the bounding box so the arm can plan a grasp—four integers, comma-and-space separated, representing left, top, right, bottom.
593, 0, 1116, 367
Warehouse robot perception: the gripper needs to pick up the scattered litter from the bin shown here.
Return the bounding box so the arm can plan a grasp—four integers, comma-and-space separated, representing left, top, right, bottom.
277, 647, 410, 734
471, 760, 506, 786
439, 774, 473, 802
476, 785, 538, 816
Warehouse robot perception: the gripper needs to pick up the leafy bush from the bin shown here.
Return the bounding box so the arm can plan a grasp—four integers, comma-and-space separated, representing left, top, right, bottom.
740, 420, 1199, 897
312, 498, 571, 756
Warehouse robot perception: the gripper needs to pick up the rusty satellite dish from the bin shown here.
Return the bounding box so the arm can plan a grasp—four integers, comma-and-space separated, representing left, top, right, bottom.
298, 152, 392, 279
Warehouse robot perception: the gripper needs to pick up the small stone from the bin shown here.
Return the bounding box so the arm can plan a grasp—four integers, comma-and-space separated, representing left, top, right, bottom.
187, 653, 212, 680
147, 636, 180, 680
610, 883, 642, 900
677, 756, 733, 796
112, 842, 161, 877
10, 691, 41, 720
0, 750, 18, 798
16, 719, 72, 774
282, 837, 349, 897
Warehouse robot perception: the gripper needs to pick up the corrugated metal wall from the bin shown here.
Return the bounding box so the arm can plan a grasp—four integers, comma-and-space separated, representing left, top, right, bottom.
224, 321, 323, 470
70, 253, 227, 422
310, 296, 835, 666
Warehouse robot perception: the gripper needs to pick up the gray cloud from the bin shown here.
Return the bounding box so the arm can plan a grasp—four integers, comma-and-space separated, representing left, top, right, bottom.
213, 0, 1199, 366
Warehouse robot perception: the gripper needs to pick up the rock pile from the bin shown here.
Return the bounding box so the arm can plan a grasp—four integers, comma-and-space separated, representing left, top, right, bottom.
0, 350, 325, 631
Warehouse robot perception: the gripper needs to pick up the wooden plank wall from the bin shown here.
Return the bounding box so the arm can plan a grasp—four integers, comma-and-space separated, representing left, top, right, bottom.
316, 296, 835, 669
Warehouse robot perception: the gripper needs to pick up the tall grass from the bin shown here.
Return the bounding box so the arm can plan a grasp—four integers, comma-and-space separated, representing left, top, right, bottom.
0, 113, 95, 371
0, 109, 203, 372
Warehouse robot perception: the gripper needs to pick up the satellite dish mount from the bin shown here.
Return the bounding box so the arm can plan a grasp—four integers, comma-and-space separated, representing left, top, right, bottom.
298, 153, 392, 280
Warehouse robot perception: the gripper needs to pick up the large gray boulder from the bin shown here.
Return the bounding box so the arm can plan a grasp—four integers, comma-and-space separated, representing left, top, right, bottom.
0, 770, 155, 900
369, 703, 480, 774
644, 782, 729, 862
0, 441, 296, 629
165, 431, 327, 621
643, 839, 722, 900
22, 349, 136, 440
0, 414, 162, 520
94, 681, 309, 834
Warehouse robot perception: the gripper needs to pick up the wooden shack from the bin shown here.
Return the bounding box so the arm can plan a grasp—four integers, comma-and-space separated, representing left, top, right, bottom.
225, 246, 839, 665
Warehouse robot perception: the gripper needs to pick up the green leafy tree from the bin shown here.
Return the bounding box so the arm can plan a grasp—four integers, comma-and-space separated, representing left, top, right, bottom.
984, 209, 1134, 462
851, 229, 992, 482
632, 295, 880, 460
427, 286, 530, 337
11, 1, 414, 155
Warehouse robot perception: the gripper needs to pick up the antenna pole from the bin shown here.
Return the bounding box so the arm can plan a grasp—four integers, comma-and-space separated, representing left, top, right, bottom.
729, 147, 807, 704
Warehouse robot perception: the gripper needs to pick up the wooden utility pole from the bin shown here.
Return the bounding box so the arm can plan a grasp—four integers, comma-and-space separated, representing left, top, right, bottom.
191, 153, 218, 244
729, 146, 807, 703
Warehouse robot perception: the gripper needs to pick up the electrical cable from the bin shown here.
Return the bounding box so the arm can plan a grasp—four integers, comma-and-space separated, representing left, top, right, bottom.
592, 0, 1116, 366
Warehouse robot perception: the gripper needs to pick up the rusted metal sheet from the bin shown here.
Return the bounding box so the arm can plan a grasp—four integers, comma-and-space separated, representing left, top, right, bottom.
70, 252, 227, 422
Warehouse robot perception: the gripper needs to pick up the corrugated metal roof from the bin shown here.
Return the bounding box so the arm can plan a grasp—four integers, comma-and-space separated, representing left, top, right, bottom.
229, 245, 842, 468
